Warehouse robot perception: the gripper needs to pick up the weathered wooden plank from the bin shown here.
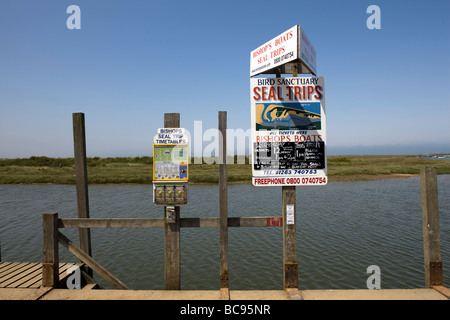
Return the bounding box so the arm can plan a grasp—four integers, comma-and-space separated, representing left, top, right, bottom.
3, 263, 41, 288
22, 263, 80, 289
432, 285, 450, 299
58, 263, 74, 277
0, 263, 34, 282
228, 217, 283, 227
421, 167, 442, 287
59, 217, 283, 228
43, 212, 59, 287
180, 217, 219, 228
0, 262, 81, 288
1, 262, 28, 273
17, 269, 43, 288
276, 68, 298, 290
164, 113, 181, 290
164, 206, 181, 290
0, 262, 15, 271
283, 186, 298, 289
12, 265, 45, 288
180, 217, 283, 228
219, 111, 229, 289
57, 262, 82, 288
0, 263, 27, 278
267, 217, 283, 227
82, 283, 99, 290
79, 267, 99, 288
59, 218, 165, 229
73, 113, 92, 259
163, 113, 180, 128
3, 263, 38, 277
292, 63, 298, 77
57, 231, 129, 290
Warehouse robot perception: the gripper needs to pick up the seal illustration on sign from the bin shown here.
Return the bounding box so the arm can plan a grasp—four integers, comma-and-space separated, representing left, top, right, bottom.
255, 102, 321, 131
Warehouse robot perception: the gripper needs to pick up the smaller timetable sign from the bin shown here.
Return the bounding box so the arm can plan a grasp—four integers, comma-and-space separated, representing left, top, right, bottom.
153, 128, 189, 181
152, 127, 189, 206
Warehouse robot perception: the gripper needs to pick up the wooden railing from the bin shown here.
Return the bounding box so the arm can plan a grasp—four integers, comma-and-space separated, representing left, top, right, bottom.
42, 109, 444, 292
42, 213, 283, 289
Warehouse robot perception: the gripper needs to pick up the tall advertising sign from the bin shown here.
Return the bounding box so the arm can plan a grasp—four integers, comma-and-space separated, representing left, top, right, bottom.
250, 76, 327, 186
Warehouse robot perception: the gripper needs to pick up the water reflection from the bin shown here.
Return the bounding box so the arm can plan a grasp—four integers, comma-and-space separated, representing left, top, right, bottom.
0, 175, 448, 290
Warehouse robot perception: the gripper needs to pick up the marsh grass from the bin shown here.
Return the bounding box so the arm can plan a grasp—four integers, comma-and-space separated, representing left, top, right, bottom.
0, 155, 449, 184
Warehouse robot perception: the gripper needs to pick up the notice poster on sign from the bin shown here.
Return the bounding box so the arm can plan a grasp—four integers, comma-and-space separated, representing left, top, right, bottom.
153, 144, 189, 181
153, 128, 189, 181
250, 76, 327, 186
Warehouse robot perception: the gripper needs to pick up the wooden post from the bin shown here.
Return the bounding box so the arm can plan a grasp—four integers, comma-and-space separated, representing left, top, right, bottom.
43, 212, 59, 287
281, 63, 299, 290
218, 111, 229, 289
275, 67, 281, 78
72, 113, 92, 263
292, 63, 298, 78
164, 113, 181, 290
421, 167, 443, 287
283, 186, 298, 288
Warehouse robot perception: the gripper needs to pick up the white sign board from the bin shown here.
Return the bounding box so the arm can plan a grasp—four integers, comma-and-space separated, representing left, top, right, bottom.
250, 25, 316, 77
250, 76, 327, 186
286, 204, 295, 224
299, 27, 316, 75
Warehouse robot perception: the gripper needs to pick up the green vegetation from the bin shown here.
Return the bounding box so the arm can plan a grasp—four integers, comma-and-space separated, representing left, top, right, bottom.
0, 156, 153, 167
327, 155, 450, 181
0, 155, 449, 184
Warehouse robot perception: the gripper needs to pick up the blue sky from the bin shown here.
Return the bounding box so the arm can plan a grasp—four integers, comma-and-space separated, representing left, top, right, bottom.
0, 0, 449, 158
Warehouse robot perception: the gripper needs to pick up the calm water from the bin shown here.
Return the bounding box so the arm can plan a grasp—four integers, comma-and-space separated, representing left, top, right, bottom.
1, 176, 449, 290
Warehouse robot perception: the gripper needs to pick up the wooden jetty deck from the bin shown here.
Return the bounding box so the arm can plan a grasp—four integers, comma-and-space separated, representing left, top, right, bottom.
0, 261, 82, 290
1, 286, 449, 300
1, 260, 448, 300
